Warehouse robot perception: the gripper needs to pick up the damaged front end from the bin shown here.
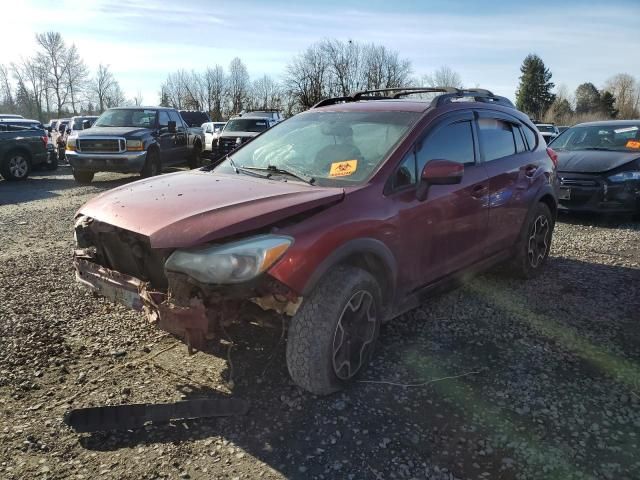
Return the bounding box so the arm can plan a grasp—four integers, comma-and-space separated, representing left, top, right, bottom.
74, 216, 301, 353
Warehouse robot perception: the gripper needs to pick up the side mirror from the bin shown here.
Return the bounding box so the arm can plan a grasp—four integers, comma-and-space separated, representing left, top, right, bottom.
416, 159, 464, 201
168, 120, 177, 133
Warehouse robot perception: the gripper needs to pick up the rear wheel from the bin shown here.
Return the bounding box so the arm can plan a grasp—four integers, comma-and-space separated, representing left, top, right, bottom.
72, 170, 94, 184
140, 149, 161, 178
1, 150, 31, 181
509, 202, 554, 278
286, 265, 382, 395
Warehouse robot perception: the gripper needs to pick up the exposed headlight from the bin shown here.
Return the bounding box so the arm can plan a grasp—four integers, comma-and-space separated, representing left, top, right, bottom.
608, 171, 640, 182
66, 136, 78, 151
126, 139, 144, 151
164, 235, 293, 284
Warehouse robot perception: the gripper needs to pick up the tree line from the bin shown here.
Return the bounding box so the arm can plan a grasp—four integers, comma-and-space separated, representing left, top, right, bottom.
1, 32, 638, 125
516, 53, 640, 124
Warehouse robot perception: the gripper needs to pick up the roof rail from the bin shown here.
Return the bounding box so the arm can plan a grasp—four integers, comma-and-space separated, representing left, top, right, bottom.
311, 86, 515, 109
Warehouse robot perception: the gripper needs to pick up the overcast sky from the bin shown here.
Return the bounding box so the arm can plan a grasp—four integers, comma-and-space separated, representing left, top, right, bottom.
5, 0, 639, 105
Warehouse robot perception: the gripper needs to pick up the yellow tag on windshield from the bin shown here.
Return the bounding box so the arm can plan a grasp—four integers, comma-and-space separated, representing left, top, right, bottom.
626, 140, 640, 149
329, 160, 358, 177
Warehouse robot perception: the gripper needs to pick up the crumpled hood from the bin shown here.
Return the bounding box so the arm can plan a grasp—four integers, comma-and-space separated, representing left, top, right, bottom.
76, 126, 150, 138
77, 171, 344, 248
556, 150, 640, 174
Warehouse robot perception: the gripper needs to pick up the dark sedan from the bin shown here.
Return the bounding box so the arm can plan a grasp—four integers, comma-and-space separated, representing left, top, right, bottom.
550, 120, 640, 216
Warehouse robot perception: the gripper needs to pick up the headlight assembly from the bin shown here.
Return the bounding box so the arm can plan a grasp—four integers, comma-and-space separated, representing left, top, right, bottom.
66, 136, 78, 151
164, 235, 293, 284
608, 171, 640, 183
126, 139, 144, 151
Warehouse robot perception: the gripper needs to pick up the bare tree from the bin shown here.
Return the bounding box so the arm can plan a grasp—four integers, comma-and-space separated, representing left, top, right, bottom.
36, 32, 69, 116
227, 58, 250, 114
92, 64, 117, 113
12, 57, 47, 120
361, 44, 412, 90
64, 44, 89, 114
0, 64, 15, 112
160, 70, 190, 109
104, 82, 125, 108
421, 66, 463, 89
604, 73, 639, 119
249, 75, 282, 110
133, 90, 144, 106
284, 44, 330, 110
203, 65, 226, 120
321, 39, 363, 96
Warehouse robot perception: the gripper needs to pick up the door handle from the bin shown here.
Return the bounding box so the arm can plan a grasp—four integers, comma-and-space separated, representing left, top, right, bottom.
471, 184, 488, 199
525, 164, 538, 178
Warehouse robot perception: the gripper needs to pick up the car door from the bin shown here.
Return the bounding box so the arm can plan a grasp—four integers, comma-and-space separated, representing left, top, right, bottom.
389, 111, 490, 290
169, 110, 189, 164
476, 112, 543, 254
156, 110, 176, 164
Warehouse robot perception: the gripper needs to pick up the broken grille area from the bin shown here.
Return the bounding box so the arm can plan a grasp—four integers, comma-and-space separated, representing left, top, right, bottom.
75, 219, 169, 289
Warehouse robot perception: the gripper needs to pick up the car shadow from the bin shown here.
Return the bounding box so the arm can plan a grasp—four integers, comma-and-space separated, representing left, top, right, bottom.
75, 257, 640, 479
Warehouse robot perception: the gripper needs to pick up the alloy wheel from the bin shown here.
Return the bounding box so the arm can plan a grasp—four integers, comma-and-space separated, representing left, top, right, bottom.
527, 215, 550, 268
9, 155, 28, 178
332, 290, 377, 380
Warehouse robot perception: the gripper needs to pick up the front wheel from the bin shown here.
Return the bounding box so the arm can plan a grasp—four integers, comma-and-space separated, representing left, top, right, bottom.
72, 170, 94, 184
286, 265, 382, 395
509, 202, 554, 278
140, 149, 161, 178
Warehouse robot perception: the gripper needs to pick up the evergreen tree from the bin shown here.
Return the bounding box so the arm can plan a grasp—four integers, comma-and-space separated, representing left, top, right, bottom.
515, 54, 555, 120
599, 90, 618, 118
575, 83, 601, 114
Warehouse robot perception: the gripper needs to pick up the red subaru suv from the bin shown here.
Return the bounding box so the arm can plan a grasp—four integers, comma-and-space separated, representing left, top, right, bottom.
74, 88, 558, 395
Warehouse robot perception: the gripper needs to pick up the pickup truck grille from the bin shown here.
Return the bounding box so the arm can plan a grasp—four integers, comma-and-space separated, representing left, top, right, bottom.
78, 138, 126, 153
218, 137, 250, 155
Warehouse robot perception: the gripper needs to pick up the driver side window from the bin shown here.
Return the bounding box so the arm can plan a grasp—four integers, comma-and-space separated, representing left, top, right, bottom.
159, 111, 170, 130
417, 121, 475, 172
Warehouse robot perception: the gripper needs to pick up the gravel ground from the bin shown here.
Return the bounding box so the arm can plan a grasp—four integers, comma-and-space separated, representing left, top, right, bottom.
1, 168, 639, 480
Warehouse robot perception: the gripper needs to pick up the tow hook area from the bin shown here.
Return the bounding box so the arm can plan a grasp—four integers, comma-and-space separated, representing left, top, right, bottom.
156, 298, 209, 354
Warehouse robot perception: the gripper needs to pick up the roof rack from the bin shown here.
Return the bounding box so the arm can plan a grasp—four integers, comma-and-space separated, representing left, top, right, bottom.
312, 87, 515, 109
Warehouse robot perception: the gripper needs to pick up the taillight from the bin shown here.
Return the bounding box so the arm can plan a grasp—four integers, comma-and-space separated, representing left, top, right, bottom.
41, 136, 48, 147
546, 147, 558, 168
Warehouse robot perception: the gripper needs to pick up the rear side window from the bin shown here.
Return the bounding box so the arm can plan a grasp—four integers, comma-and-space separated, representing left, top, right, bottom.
478, 118, 516, 161
515, 127, 527, 153
522, 125, 538, 150
417, 121, 475, 172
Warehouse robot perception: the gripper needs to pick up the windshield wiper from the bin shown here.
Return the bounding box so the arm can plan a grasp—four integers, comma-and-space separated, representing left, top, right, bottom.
582, 147, 613, 151
241, 165, 316, 185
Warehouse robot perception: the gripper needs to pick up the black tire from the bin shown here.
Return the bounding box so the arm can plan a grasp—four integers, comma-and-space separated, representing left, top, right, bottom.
44, 153, 58, 171
1, 150, 31, 181
286, 265, 382, 395
188, 143, 202, 169
508, 202, 554, 279
140, 149, 161, 178
72, 170, 94, 184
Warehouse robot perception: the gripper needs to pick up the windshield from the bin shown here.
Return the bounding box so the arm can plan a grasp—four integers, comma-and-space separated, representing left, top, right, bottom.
536, 125, 555, 133
94, 109, 157, 128
214, 110, 419, 186
224, 119, 270, 132
550, 123, 640, 152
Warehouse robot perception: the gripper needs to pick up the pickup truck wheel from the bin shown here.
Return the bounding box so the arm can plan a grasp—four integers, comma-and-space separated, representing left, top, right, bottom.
508, 202, 554, 279
1, 150, 31, 181
188, 143, 202, 169
141, 149, 161, 178
286, 265, 382, 395
72, 170, 94, 184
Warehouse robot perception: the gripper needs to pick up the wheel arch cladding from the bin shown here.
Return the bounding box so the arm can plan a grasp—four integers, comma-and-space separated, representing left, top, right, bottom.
6, 147, 31, 161
302, 238, 397, 310
538, 192, 557, 219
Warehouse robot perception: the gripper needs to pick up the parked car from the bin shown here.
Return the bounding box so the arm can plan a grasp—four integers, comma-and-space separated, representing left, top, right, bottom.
550, 120, 640, 216
69, 115, 98, 133
73, 87, 558, 395
240, 109, 283, 124
0, 121, 50, 180
65, 106, 204, 184
557, 125, 569, 134
201, 121, 226, 154
0, 118, 45, 130
0, 114, 24, 119
213, 115, 271, 159
535, 123, 560, 143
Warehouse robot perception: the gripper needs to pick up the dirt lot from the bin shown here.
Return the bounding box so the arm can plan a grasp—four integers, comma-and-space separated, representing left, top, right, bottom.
1, 168, 639, 480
